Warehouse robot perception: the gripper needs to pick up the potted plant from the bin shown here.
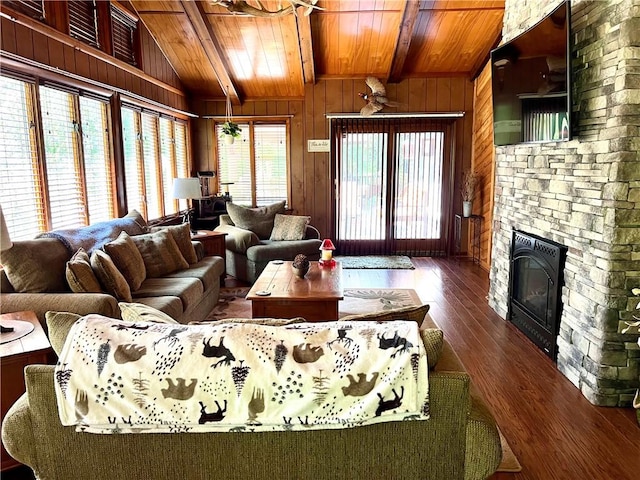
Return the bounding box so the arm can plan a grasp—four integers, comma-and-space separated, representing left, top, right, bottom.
461, 170, 478, 217
622, 287, 640, 425
221, 121, 241, 144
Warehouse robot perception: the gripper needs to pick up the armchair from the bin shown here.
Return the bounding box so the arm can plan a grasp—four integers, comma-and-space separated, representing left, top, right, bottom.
214, 213, 322, 283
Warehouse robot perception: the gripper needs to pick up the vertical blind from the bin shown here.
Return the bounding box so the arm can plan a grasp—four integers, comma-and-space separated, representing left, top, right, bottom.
331, 117, 453, 256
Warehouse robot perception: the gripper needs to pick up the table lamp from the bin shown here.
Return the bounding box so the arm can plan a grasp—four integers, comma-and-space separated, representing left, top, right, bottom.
171, 178, 202, 233
319, 238, 336, 267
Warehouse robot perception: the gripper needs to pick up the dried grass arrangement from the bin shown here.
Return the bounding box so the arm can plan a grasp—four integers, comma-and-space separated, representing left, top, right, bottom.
462, 170, 478, 202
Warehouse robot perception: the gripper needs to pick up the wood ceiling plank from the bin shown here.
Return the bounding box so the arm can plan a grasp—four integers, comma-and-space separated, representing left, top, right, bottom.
295, 7, 315, 84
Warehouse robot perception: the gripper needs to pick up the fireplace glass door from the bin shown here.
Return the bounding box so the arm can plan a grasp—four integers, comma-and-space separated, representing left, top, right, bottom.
513, 257, 552, 330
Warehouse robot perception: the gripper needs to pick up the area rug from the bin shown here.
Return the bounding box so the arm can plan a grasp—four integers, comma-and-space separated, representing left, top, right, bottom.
206, 287, 422, 321
334, 255, 415, 269
498, 428, 522, 473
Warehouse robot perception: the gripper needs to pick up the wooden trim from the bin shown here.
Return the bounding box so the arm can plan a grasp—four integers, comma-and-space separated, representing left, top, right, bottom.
43, 0, 69, 34
109, 92, 127, 217
388, 0, 420, 83
179, 0, 241, 104
96, 0, 113, 55
1, 7, 185, 97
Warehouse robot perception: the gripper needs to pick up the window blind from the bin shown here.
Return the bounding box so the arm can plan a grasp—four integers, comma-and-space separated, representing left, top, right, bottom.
69, 0, 99, 48
159, 117, 176, 214
111, 5, 137, 66
79, 95, 113, 223
141, 112, 161, 219
40, 86, 86, 230
0, 76, 43, 240
121, 107, 144, 214
4, 0, 44, 21
174, 122, 189, 211
216, 124, 251, 205
254, 124, 287, 206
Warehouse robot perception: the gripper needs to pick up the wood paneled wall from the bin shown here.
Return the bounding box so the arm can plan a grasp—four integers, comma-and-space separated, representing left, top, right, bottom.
0, 12, 188, 112
471, 63, 495, 271
192, 77, 476, 240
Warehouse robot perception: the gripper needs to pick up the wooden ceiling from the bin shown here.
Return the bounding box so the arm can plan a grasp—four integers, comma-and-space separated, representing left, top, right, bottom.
128, 0, 505, 103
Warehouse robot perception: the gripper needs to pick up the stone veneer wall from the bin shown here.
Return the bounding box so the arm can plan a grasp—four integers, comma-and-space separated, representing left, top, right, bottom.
488, 0, 640, 406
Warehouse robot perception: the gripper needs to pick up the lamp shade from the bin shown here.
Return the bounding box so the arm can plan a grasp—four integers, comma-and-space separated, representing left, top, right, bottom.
320, 239, 335, 251
171, 178, 202, 200
0, 205, 13, 251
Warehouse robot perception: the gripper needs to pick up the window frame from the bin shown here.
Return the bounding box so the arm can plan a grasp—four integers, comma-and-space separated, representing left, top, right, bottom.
214, 119, 291, 208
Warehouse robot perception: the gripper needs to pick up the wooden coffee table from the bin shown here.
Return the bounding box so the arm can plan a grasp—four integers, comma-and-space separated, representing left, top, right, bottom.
246, 261, 343, 321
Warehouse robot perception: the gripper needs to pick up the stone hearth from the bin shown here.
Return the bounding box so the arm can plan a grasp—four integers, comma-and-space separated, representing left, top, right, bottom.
488, 0, 640, 406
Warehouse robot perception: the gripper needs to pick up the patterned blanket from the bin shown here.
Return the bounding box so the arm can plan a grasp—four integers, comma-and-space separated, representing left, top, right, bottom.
55, 315, 429, 433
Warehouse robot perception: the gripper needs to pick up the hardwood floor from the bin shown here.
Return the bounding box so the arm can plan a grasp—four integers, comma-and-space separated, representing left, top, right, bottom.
340, 257, 640, 480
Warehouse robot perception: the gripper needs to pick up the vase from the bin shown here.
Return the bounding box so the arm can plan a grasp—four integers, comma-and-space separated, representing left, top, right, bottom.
292, 265, 309, 278
224, 135, 235, 145
462, 201, 472, 217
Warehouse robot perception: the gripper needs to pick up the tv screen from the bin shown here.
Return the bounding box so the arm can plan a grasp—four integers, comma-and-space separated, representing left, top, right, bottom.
491, 1, 571, 146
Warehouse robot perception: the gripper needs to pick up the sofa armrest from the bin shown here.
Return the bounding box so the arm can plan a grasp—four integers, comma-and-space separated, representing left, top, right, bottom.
191, 241, 205, 261
0, 292, 120, 325
218, 214, 233, 226
214, 224, 260, 254
464, 393, 503, 480
1, 393, 36, 469
304, 225, 321, 240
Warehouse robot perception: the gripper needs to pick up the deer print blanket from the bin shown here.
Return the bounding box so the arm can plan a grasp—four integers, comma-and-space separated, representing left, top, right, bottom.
55, 314, 429, 433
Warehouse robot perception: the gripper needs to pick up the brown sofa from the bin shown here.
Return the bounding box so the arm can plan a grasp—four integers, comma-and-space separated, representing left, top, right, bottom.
0, 211, 224, 325
1, 311, 502, 480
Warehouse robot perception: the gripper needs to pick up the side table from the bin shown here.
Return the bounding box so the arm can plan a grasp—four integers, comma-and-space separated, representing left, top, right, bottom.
1, 311, 54, 471
454, 214, 482, 265
192, 230, 227, 276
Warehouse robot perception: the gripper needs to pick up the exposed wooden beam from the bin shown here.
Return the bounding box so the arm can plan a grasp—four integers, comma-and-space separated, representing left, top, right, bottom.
179, 0, 242, 104
387, 0, 420, 83
295, 6, 315, 85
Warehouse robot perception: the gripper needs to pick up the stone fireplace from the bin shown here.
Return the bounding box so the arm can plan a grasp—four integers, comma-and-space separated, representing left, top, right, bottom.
488, 0, 640, 406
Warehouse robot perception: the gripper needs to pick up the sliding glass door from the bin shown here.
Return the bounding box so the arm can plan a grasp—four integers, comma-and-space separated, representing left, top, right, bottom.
331, 118, 453, 256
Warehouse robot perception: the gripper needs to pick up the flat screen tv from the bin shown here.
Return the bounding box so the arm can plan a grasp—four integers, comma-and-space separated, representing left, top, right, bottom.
491, 1, 571, 146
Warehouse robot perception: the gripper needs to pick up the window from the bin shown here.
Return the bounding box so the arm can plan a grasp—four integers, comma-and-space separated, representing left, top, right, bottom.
111, 4, 137, 66
68, 0, 99, 48
0, 75, 115, 240
3, 0, 45, 21
121, 106, 189, 220
216, 122, 289, 207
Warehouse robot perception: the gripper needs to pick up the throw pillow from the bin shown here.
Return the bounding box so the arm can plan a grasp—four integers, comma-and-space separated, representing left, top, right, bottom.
130, 230, 189, 278
226, 200, 286, 239
119, 302, 179, 324
45, 311, 82, 356
103, 232, 146, 291
66, 248, 102, 293
419, 328, 444, 369
90, 250, 133, 302
340, 304, 430, 325
0, 238, 71, 293
270, 214, 310, 241
149, 223, 198, 264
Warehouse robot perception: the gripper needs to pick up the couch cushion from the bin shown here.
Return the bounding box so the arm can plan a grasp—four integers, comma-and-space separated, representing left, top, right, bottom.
103, 232, 146, 291
191, 317, 306, 326
270, 214, 310, 241
119, 302, 179, 324
132, 277, 203, 312
164, 256, 224, 291
129, 296, 184, 321
340, 304, 431, 325
66, 248, 102, 293
226, 201, 286, 239
246, 239, 322, 262
0, 238, 70, 293
90, 250, 133, 302
130, 230, 189, 278
149, 223, 198, 264
45, 311, 82, 356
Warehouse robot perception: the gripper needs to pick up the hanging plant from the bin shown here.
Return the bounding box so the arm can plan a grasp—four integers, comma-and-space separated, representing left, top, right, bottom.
221, 120, 242, 138
222, 89, 242, 144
